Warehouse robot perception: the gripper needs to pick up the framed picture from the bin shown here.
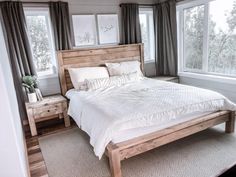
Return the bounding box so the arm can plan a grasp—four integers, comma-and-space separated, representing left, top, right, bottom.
97, 14, 119, 45
72, 15, 97, 46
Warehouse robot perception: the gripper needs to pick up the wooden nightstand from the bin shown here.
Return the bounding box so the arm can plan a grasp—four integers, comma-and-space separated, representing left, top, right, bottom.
25, 95, 70, 136
151, 76, 179, 83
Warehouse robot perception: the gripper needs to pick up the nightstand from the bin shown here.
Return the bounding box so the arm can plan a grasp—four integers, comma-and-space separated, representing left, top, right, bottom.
25, 95, 70, 136
150, 76, 179, 83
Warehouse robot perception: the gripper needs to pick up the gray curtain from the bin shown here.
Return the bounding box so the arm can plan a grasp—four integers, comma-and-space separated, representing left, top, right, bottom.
49, 1, 72, 50
120, 3, 142, 44
154, 0, 178, 76
0, 1, 36, 120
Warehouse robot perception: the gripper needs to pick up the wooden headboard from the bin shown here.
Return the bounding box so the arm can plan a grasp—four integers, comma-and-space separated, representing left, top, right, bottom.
57, 43, 144, 95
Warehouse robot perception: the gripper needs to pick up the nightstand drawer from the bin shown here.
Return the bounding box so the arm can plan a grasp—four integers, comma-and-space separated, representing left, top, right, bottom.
33, 103, 63, 119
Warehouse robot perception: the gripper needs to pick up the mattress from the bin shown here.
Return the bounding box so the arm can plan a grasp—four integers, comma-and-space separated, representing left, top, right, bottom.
66, 90, 213, 143
66, 78, 236, 158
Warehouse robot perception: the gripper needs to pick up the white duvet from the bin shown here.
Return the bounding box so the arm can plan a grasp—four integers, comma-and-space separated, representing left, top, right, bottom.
66, 78, 236, 159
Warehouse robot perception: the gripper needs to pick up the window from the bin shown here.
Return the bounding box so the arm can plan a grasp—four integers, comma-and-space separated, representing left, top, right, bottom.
177, 0, 236, 77
139, 8, 155, 62
24, 8, 56, 77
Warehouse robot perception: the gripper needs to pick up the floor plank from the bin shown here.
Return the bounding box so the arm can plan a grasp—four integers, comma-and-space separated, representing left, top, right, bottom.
26, 120, 76, 177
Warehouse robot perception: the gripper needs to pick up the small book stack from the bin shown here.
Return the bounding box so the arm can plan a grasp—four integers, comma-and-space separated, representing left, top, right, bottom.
35, 88, 43, 101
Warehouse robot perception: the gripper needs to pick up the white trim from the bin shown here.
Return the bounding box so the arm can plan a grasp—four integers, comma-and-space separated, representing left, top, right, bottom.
202, 3, 209, 72
178, 72, 236, 85
47, 9, 57, 74
177, 10, 184, 72
37, 74, 58, 80
177, 0, 214, 10
144, 59, 155, 64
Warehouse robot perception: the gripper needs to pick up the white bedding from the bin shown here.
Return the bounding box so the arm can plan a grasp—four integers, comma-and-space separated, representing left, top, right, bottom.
66, 78, 236, 159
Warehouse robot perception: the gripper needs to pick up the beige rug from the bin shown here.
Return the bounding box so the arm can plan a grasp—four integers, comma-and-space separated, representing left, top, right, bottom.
39, 125, 236, 177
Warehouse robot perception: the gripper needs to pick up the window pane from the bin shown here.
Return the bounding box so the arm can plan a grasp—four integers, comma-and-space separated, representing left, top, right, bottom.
139, 9, 155, 62
25, 10, 55, 76
183, 5, 204, 70
208, 0, 236, 75
139, 14, 149, 60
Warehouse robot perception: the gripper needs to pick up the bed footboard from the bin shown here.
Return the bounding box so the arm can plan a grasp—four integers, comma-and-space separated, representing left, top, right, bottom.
106, 111, 235, 177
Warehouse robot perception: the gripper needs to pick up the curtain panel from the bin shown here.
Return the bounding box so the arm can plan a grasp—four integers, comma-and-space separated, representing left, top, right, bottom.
0, 1, 36, 120
120, 3, 142, 44
154, 0, 178, 76
49, 1, 72, 50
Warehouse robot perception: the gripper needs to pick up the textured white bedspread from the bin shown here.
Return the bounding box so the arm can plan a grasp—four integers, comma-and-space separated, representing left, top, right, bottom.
66, 78, 236, 159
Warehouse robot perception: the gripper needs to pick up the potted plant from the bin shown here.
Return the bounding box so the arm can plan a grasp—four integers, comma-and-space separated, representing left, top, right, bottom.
22, 75, 38, 103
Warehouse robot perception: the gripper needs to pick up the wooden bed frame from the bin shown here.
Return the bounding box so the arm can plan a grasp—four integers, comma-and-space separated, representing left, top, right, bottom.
57, 44, 235, 177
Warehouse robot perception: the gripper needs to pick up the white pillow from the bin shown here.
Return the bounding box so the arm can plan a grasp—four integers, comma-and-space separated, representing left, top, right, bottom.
68, 67, 109, 90
105, 61, 143, 77
85, 72, 141, 91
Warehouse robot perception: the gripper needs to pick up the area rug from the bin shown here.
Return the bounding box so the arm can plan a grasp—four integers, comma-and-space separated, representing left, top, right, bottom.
39, 125, 236, 177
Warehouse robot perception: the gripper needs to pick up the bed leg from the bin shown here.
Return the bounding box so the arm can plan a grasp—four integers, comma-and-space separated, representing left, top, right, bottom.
225, 111, 235, 133
108, 150, 122, 177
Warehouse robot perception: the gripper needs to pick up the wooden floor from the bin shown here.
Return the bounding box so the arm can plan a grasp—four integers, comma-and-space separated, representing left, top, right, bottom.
25, 119, 76, 177
27, 136, 48, 177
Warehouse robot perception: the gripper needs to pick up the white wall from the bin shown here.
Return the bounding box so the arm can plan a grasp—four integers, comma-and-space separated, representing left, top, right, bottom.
0, 20, 29, 177
180, 76, 236, 103
23, 0, 157, 95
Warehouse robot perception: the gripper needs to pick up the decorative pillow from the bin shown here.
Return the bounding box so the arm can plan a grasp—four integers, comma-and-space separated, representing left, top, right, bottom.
105, 61, 143, 76
85, 72, 141, 91
68, 67, 109, 90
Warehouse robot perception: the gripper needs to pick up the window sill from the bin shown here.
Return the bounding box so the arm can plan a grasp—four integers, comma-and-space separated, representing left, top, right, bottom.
178, 72, 236, 85
38, 74, 58, 80
144, 60, 155, 64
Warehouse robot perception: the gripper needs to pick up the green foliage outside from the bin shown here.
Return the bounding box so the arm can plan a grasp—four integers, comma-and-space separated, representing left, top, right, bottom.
184, 0, 236, 75
26, 15, 52, 73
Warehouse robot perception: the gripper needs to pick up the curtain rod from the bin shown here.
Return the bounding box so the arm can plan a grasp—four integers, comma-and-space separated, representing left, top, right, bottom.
23, 2, 154, 6
22, 2, 154, 6
22, 2, 49, 4
120, 0, 178, 7
138, 4, 155, 6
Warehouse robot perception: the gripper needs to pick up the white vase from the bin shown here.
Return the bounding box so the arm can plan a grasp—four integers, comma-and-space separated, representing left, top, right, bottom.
28, 93, 37, 103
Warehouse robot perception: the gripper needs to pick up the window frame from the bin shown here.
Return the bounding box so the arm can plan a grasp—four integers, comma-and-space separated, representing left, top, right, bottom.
177, 0, 236, 78
24, 7, 57, 79
139, 7, 155, 63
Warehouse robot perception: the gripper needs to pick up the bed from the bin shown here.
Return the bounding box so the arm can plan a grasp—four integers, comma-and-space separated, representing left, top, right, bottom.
57, 44, 236, 177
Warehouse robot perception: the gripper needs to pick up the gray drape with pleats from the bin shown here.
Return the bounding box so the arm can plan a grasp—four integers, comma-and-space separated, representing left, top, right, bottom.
153, 0, 178, 76
49, 1, 72, 50
0, 1, 36, 120
120, 3, 142, 44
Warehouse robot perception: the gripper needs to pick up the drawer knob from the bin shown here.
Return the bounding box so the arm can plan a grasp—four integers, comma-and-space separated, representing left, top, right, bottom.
47, 110, 50, 112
